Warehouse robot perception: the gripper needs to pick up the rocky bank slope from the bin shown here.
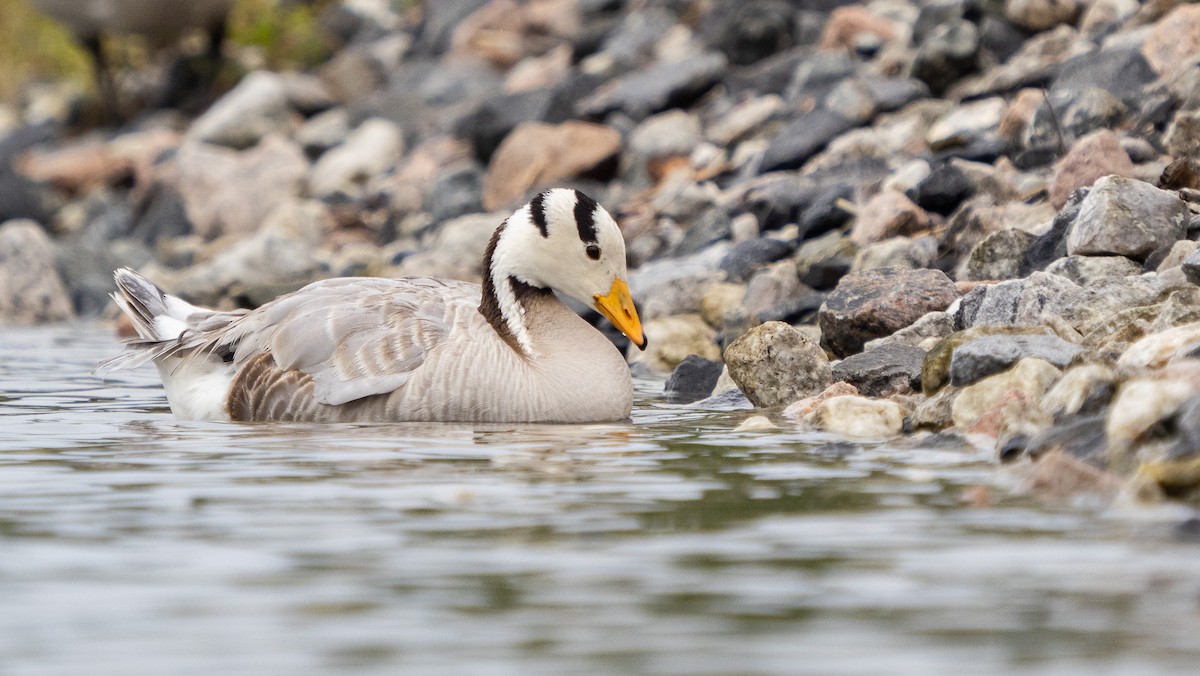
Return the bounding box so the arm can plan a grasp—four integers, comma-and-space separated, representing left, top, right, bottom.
4, 0, 1200, 504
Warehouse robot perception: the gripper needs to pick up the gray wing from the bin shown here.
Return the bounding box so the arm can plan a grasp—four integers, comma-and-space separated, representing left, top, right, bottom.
221, 277, 481, 406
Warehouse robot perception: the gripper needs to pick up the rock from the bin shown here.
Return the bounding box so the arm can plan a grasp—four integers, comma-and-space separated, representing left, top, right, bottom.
699, 282, 745, 328
1049, 47, 1157, 108
309, 118, 405, 198
911, 20, 979, 95
719, 237, 793, 282
849, 190, 931, 246
951, 358, 1061, 431
949, 334, 1084, 387
1043, 255, 1141, 286
1183, 247, 1200, 285
458, 89, 553, 164
0, 163, 54, 225
795, 230, 856, 290
425, 166, 483, 222
962, 229, 1037, 282
0, 220, 73, 325
909, 163, 976, 216
927, 98, 1005, 150
802, 395, 906, 438
817, 5, 896, 52
622, 110, 702, 187
706, 94, 784, 146
735, 415, 777, 432
1067, 175, 1189, 261
1025, 89, 1128, 154
664, 355, 726, 404
700, 0, 797, 66
1019, 194, 1082, 275
1157, 240, 1199, 273
865, 310, 955, 351
629, 244, 728, 320
759, 108, 857, 173
782, 382, 859, 419
1106, 363, 1200, 452
482, 121, 621, 210
631, 314, 720, 372
578, 51, 728, 121
394, 210, 508, 282
1042, 363, 1118, 418
295, 108, 352, 158
166, 136, 309, 240
831, 343, 926, 397
957, 273, 1082, 330
1118, 321, 1200, 370
1141, 4, 1200, 77
1164, 109, 1200, 159
851, 236, 937, 272
819, 268, 960, 358
15, 140, 132, 194
923, 325, 1055, 394
1017, 413, 1109, 463
1138, 456, 1200, 500
1024, 450, 1122, 503
1005, 0, 1080, 31
725, 321, 833, 407
1049, 130, 1136, 210
912, 385, 959, 431
187, 71, 293, 149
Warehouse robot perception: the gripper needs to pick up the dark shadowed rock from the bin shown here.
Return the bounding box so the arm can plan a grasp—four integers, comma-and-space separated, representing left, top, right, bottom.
725, 321, 833, 407
0, 164, 54, 225
909, 163, 975, 216
720, 238, 795, 281
1019, 193, 1083, 275
1183, 247, 1200, 285
760, 109, 857, 173
699, 0, 797, 66
819, 268, 960, 358
664, 355, 726, 404
949, 334, 1085, 387
458, 89, 553, 163
832, 343, 926, 397
578, 52, 728, 121
1049, 47, 1157, 108
911, 19, 979, 95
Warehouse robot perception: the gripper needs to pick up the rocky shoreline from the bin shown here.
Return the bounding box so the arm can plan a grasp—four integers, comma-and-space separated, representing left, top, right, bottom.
3, 0, 1200, 504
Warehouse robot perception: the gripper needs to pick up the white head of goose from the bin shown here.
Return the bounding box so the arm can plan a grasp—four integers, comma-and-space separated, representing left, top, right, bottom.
98, 188, 647, 423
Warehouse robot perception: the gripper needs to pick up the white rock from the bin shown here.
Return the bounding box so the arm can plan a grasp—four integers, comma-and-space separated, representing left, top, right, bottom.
802, 395, 905, 438
187, 71, 293, 149
309, 118, 405, 198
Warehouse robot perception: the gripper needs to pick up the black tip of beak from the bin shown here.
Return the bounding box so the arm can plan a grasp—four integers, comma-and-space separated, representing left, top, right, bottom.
637, 335, 649, 352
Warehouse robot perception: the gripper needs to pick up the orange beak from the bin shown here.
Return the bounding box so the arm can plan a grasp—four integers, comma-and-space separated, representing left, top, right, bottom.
593, 278, 646, 350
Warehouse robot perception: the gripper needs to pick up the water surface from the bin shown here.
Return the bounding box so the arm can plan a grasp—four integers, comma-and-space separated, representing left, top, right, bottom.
2, 325, 1198, 675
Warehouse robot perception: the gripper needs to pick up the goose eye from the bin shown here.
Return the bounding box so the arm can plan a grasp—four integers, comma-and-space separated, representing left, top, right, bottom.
585, 243, 601, 260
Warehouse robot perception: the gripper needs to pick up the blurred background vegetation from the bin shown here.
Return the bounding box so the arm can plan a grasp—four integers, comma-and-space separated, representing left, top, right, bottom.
0, 0, 333, 103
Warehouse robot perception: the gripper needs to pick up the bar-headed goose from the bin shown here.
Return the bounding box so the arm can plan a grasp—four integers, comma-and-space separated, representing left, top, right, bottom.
98, 188, 647, 423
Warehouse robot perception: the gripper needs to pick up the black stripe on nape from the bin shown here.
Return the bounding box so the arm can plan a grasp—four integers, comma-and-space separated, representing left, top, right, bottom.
529, 192, 549, 238
573, 190, 599, 243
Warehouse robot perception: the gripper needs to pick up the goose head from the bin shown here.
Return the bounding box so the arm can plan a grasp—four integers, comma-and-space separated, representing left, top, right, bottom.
484, 188, 647, 354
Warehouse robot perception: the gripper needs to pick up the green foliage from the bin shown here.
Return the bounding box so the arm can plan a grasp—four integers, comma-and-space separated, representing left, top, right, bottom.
0, 0, 91, 103
227, 0, 332, 71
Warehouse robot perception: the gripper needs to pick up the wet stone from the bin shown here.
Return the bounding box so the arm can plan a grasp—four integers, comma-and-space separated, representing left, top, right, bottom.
664, 355, 726, 404
949, 334, 1085, 387
831, 343, 926, 397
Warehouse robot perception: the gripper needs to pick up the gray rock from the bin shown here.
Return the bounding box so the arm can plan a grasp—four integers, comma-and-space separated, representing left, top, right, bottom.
1049, 46, 1157, 108
910, 163, 976, 216
760, 108, 857, 172
725, 321, 833, 407
295, 108, 352, 158
852, 236, 937, 272
309, 118, 404, 198
865, 310, 955, 351
1067, 176, 1189, 260
957, 279, 1022, 329
1184, 247, 1200, 285
578, 51, 728, 121
457, 88, 552, 163
425, 166, 483, 222
911, 19, 979, 95
622, 109, 703, 187
832, 343, 926, 397
187, 71, 293, 149
1044, 255, 1141, 286
0, 219, 73, 325
949, 334, 1085, 387
1023, 88, 1128, 151
664, 355, 725, 404
819, 267, 960, 358
719, 237, 794, 281
963, 229, 1036, 281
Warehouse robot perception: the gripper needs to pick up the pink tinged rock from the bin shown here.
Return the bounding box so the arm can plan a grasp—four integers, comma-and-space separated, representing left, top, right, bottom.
849, 190, 931, 246
1049, 130, 1135, 209
1141, 3, 1200, 77
482, 121, 621, 211
951, 357, 1061, 432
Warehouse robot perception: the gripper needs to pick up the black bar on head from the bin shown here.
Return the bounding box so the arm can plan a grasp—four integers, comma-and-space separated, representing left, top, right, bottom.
573, 190, 599, 243
530, 192, 549, 238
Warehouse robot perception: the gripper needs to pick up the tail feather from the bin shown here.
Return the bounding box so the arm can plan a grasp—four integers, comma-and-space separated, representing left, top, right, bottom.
113, 267, 169, 340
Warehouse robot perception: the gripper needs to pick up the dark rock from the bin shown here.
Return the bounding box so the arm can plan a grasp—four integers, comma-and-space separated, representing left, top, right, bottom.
458, 89, 553, 163
911, 19, 979, 95
832, 343, 926, 397
722, 48, 812, 98
736, 174, 823, 231
0, 123, 56, 164
720, 237, 795, 281
949, 334, 1085, 387
593, 7, 677, 71
1049, 47, 1157, 108
426, 167, 484, 222
798, 184, 855, 238
666, 207, 732, 259
664, 354, 726, 404
922, 325, 1055, 394
1024, 414, 1108, 464
978, 14, 1029, 64
909, 163, 975, 216
931, 137, 1010, 164
800, 255, 852, 291
819, 268, 960, 358
784, 52, 858, 103
578, 51, 728, 121
760, 108, 857, 173
544, 72, 608, 124
0, 164, 54, 225
131, 183, 193, 244
725, 321, 833, 407
410, 0, 490, 57
1019, 193, 1083, 275
699, 0, 797, 66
